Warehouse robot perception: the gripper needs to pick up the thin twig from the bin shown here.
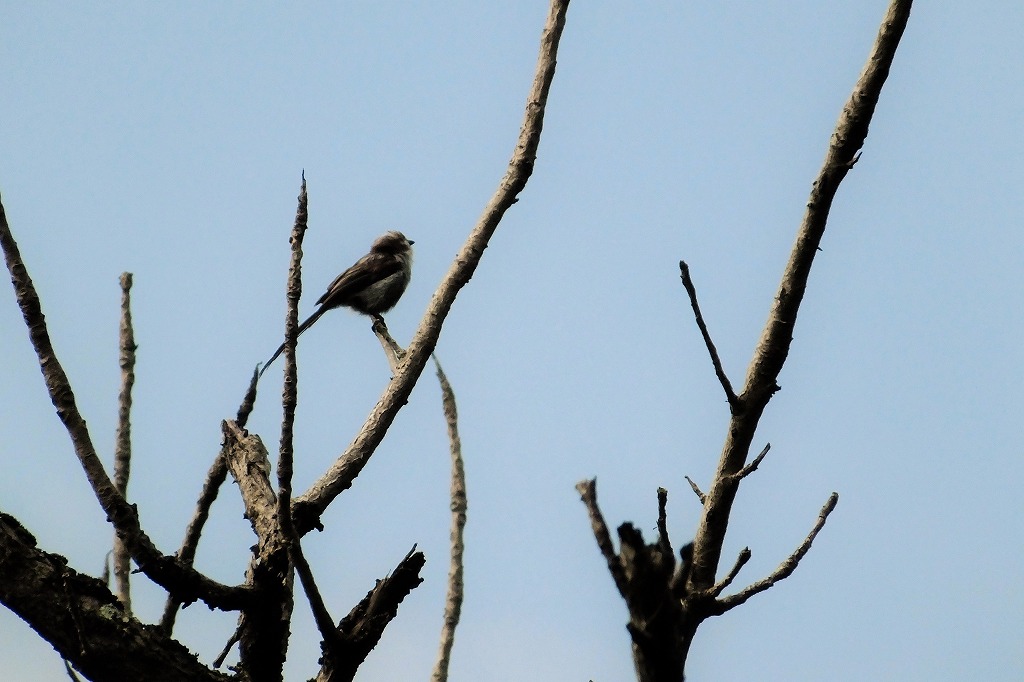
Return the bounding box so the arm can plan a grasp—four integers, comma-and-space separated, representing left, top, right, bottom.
678, 261, 738, 409
161, 368, 261, 633
710, 548, 751, 597
291, 0, 572, 534
111, 273, 136, 613
431, 355, 467, 682
732, 443, 770, 481
212, 631, 240, 669
236, 366, 260, 428
684, 476, 705, 504
714, 493, 839, 612
290, 538, 339, 654
159, 451, 230, 634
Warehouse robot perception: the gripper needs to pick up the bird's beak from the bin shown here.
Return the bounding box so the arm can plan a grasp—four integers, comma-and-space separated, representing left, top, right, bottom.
408, 240, 415, 245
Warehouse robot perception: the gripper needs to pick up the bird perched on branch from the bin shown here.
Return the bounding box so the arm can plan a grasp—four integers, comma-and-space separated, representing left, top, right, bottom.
260, 230, 414, 376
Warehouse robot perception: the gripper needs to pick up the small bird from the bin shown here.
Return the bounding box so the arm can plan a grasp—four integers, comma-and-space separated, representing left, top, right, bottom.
260, 230, 414, 376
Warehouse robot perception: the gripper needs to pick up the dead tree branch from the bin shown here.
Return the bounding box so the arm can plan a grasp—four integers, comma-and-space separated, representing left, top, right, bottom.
0, 193, 252, 612
315, 547, 426, 682
0, 511, 231, 682
430, 356, 468, 682
678, 261, 738, 409
221, 420, 293, 681
578, 2, 913, 678
713, 493, 839, 614
161, 368, 261, 634
291, 0, 572, 535
112, 272, 136, 613
687, 0, 912, 595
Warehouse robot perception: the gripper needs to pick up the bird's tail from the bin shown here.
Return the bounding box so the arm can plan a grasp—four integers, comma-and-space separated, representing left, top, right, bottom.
258, 307, 328, 379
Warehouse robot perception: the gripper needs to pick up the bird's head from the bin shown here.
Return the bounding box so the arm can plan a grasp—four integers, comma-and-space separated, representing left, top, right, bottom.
371, 231, 414, 254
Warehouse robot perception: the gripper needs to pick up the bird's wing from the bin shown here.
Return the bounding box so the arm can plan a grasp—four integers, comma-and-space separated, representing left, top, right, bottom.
315, 254, 405, 307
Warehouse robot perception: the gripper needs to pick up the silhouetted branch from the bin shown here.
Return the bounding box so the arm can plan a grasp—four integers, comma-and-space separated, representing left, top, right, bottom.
678, 261, 738, 409
0, 511, 232, 681
575, 479, 628, 597
277, 174, 307, 538
159, 451, 230, 634
316, 547, 426, 682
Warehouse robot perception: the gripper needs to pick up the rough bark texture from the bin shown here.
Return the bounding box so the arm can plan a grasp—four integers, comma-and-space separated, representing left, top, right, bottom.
222, 421, 294, 681
0, 512, 231, 682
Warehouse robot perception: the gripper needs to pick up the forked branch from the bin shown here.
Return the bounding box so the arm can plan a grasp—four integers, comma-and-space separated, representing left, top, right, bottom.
0, 194, 251, 612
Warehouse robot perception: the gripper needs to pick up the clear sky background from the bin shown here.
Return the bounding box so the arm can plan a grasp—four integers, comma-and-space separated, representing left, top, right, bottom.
1, 2, 1021, 680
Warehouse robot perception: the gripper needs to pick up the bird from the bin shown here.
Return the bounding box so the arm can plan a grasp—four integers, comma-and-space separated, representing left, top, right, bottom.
260, 230, 414, 377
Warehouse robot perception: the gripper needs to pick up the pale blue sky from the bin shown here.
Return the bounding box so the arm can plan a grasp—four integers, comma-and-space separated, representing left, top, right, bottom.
2, 2, 1022, 680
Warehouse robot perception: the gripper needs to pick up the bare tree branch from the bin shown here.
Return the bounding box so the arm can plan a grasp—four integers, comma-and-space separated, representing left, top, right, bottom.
714, 493, 838, 613
678, 261, 738, 409
290, 537, 340, 657
430, 356, 467, 682
161, 366, 262, 634
0, 193, 252, 612
221, 420, 294, 681
575, 479, 628, 597
710, 548, 751, 598
656, 487, 672, 554
731, 443, 770, 481
158, 451, 230, 634
687, 0, 913, 594
292, 0, 572, 535
112, 272, 136, 613
276, 174, 307, 536
0, 511, 232, 682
